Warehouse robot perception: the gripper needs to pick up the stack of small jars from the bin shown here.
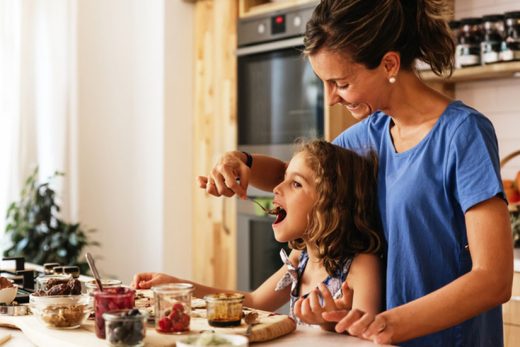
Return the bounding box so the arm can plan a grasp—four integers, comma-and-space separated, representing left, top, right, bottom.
450, 11, 520, 68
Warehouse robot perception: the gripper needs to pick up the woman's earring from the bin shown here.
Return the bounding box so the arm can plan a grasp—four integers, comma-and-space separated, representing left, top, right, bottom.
389, 76, 396, 84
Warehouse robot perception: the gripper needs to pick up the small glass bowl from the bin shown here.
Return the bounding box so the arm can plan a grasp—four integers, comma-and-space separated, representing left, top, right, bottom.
104, 309, 147, 347
29, 294, 90, 329
204, 293, 245, 327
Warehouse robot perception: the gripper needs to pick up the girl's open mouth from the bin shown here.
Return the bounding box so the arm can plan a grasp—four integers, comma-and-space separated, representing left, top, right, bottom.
273, 207, 287, 224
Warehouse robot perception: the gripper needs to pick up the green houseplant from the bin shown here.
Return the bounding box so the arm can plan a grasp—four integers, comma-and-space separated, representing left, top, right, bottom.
3, 167, 99, 274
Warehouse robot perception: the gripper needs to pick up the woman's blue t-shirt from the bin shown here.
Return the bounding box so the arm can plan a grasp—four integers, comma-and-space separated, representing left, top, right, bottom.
333, 101, 505, 347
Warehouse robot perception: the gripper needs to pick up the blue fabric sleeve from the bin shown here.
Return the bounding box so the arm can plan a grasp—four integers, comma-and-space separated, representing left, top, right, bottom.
447, 114, 505, 212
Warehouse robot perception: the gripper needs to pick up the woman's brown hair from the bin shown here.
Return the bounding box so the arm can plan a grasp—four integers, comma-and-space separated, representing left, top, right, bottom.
290, 139, 383, 276
304, 0, 455, 77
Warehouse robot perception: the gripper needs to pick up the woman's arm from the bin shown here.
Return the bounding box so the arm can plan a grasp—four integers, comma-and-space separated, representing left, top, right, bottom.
198, 151, 287, 199
293, 253, 382, 328
326, 197, 513, 344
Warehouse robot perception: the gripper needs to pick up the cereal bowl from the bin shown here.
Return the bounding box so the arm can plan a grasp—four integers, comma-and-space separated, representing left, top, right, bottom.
29, 294, 90, 329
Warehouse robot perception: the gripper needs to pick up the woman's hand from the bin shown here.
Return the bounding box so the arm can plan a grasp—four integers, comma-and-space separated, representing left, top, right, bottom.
197, 151, 250, 199
131, 272, 178, 289
323, 309, 395, 344
294, 282, 353, 328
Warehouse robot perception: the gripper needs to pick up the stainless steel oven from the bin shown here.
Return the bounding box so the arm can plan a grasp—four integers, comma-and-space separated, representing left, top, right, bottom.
236, 2, 321, 298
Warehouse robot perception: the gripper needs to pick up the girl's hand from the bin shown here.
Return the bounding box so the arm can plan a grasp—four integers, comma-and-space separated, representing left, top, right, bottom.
294, 282, 353, 328
323, 309, 394, 344
197, 151, 250, 199
131, 272, 178, 289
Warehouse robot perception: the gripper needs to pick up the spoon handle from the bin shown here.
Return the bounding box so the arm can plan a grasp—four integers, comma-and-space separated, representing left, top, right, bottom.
85, 252, 104, 292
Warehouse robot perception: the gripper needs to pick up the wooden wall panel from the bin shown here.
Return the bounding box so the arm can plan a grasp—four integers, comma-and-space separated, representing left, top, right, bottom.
193, 0, 238, 289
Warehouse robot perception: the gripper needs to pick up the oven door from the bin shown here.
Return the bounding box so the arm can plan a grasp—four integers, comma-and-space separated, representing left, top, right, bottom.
237, 38, 324, 147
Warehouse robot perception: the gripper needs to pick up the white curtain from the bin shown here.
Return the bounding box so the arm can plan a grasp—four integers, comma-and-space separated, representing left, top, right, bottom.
0, 0, 77, 235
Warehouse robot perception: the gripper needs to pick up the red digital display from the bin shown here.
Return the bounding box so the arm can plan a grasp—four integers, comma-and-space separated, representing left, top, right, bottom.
275, 16, 284, 24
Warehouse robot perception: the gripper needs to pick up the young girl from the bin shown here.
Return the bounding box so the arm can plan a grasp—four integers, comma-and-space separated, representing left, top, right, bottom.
133, 140, 384, 328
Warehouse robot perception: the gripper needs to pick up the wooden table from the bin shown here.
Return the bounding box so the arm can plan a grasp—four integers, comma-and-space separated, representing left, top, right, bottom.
0, 321, 391, 346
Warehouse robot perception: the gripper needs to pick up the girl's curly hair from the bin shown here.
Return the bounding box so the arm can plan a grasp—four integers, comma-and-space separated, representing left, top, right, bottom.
289, 139, 384, 276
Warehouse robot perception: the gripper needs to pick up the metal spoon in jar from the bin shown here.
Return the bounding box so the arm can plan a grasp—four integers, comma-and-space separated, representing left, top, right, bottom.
85, 252, 103, 292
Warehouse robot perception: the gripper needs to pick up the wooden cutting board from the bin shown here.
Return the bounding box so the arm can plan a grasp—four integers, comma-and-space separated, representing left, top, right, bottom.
0, 302, 296, 346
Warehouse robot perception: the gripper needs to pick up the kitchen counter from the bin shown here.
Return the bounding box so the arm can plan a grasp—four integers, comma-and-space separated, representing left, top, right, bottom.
0, 324, 392, 347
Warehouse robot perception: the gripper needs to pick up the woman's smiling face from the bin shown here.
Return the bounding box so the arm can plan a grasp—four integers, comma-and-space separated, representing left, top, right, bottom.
272, 152, 317, 243
308, 48, 390, 119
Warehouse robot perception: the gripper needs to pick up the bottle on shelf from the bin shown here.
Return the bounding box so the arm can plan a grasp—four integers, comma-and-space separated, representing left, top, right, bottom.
501, 11, 520, 62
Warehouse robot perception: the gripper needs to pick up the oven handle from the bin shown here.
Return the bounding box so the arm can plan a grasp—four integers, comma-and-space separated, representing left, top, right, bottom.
236, 36, 304, 56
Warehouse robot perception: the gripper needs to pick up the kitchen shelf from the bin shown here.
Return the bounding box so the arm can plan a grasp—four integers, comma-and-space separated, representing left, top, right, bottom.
420, 61, 520, 83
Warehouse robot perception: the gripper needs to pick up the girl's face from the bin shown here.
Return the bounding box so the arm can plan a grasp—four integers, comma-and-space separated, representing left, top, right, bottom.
308, 48, 390, 119
272, 152, 317, 243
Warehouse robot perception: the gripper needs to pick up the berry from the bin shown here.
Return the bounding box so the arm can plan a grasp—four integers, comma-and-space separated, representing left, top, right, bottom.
158, 317, 172, 332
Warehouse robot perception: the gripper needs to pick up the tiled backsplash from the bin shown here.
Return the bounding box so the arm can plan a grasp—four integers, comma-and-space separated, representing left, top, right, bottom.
455, 0, 520, 178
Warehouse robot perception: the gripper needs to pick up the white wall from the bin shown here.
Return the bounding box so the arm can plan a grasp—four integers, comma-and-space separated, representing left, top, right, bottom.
76, 0, 193, 283
455, 0, 520, 179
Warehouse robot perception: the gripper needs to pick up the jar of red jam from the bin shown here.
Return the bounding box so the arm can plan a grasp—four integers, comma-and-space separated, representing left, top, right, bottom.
93, 286, 135, 339
152, 283, 193, 334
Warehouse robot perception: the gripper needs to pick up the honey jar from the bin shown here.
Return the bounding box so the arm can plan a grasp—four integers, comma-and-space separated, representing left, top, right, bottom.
204, 293, 245, 327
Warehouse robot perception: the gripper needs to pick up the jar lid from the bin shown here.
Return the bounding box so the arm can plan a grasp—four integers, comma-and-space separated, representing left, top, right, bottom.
504, 11, 520, 19
204, 293, 245, 303
448, 20, 461, 29
482, 14, 505, 22
43, 263, 61, 271
151, 283, 194, 294
52, 266, 64, 274
460, 17, 483, 25
85, 278, 122, 289
62, 266, 80, 277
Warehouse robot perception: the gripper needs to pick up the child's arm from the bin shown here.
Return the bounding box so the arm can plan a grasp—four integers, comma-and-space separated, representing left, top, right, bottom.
243, 249, 301, 311
346, 253, 383, 314
131, 249, 300, 312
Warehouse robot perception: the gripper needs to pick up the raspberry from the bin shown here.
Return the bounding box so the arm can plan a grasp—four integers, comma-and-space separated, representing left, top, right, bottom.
158, 317, 172, 332
172, 303, 184, 313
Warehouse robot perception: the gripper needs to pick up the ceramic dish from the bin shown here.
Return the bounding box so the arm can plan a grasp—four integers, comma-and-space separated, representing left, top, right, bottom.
177, 332, 248, 347
0, 286, 17, 305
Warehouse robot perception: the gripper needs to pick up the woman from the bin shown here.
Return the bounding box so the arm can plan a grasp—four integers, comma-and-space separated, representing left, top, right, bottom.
199, 0, 513, 346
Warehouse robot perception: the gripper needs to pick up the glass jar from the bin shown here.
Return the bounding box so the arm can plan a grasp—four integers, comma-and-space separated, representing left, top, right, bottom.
457, 17, 483, 67
36, 274, 71, 292
62, 266, 80, 278
152, 283, 193, 334
53, 266, 64, 275
449, 20, 462, 68
103, 309, 147, 347
93, 287, 135, 339
501, 11, 520, 62
204, 293, 245, 327
42, 263, 61, 275
85, 279, 122, 296
481, 14, 505, 64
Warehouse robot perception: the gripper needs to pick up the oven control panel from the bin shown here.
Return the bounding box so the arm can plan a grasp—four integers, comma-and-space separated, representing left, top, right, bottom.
238, 2, 318, 47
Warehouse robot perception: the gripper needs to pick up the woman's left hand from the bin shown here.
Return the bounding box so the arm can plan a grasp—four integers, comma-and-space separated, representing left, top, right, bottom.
323, 309, 395, 344
294, 282, 352, 327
